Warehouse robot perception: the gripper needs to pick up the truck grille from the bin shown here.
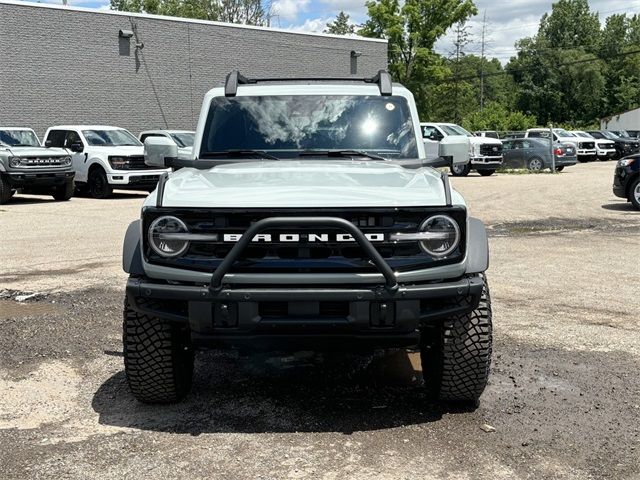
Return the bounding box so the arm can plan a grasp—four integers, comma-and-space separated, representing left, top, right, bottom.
480, 144, 503, 157
16, 156, 68, 167
143, 207, 467, 274
578, 141, 595, 149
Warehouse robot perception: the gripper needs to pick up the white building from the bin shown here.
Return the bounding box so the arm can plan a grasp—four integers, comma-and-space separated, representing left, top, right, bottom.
601, 107, 640, 131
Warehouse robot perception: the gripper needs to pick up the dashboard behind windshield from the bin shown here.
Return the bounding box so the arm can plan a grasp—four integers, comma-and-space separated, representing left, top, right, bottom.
200, 95, 419, 160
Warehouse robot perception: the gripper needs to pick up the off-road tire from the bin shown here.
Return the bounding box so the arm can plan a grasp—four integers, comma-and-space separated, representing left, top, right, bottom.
450, 163, 471, 177
478, 170, 495, 177
629, 177, 640, 210
88, 167, 113, 199
421, 274, 492, 404
0, 175, 13, 204
52, 180, 74, 201
123, 298, 194, 403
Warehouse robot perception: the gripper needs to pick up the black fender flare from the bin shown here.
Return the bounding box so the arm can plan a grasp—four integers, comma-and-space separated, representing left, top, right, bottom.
465, 217, 489, 274
123, 220, 145, 276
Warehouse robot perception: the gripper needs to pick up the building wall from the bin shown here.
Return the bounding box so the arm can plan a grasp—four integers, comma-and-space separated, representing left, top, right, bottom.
601, 108, 640, 131
0, 1, 387, 137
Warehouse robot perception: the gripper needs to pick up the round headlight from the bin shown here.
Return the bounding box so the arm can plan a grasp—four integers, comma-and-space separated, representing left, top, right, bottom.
9, 156, 22, 167
62, 156, 72, 166
418, 215, 461, 257
148, 216, 190, 258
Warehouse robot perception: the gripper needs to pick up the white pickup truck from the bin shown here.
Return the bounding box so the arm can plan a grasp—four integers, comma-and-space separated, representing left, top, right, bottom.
422, 122, 503, 176
44, 125, 170, 198
569, 130, 617, 161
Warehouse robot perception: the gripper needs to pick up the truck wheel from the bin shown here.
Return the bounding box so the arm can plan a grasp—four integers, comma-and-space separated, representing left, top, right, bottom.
450, 164, 470, 177
88, 167, 113, 199
420, 274, 493, 405
629, 178, 640, 210
0, 175, 13, 204
123, 298, 194, 403
478, 170, 494, 177
52, 180, 74, 201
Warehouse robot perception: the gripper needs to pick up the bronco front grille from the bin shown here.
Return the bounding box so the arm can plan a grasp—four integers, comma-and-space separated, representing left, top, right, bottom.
143, 207, 467, 274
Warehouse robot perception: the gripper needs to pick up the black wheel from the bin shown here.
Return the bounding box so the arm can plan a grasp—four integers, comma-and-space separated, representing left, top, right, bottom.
478, 170, 495, 177
421, 274, 493, 405
0, 175, 13, 204
52, 180, 74, 201
450, 163, 471, 177
527, 157, 545, 172
555, 166, 565, 172
88, 167, 113, 199
123, 297, 194, 403
629, 177, 640, 211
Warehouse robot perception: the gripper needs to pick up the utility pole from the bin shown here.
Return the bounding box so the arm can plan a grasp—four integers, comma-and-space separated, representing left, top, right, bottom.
480, 10, 487, 111
550, 124, 556, 173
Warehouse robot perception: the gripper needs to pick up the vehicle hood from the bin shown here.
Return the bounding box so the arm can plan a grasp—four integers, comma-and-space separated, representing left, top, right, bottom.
154, 160, 465, 208
0, 146, 70, 157
88, 146, 144, 155
468, 137, 502, 146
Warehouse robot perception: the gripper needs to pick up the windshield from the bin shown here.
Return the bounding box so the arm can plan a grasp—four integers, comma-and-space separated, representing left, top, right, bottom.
170, 132, 194, 148
554, 129, 574, 137
0, 129, 40, 147
200, 95, 419, 160
82, 129, 141, 147
601, 131, 619, 139
441, 124, 473, 137
574, 131, 593, 138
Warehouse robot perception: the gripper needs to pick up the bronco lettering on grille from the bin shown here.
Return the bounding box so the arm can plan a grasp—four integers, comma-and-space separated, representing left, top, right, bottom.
222, 233, 386, 243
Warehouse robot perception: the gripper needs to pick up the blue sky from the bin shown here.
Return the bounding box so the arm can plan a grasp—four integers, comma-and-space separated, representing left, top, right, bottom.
35, 0, 640, 61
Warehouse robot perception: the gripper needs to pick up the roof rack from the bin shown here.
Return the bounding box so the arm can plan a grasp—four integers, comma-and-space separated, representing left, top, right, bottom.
224, 69, 393, 97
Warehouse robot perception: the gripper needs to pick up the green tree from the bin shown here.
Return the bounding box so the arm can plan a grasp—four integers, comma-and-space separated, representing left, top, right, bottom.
324, 11, 355, 35
110, 0, 272, 25
359, 0, 477, 118
461, 102, 536, 131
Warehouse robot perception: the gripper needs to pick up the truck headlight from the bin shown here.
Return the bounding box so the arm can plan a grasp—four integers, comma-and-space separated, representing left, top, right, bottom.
9, 156, 22, 167
109, 156, 129, 169
62, 156, 72, 166
418, 215, 461, 257
148, 216, 190, 258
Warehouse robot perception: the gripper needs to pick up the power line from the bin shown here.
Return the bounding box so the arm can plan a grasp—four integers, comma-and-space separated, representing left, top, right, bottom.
436, 48, 640, 84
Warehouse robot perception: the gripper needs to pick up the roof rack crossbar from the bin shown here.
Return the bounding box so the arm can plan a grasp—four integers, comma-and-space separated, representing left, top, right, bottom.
225, 70, 256, 97
223, 70, 394, 96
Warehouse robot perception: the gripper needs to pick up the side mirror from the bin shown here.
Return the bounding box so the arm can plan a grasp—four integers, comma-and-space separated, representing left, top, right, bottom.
429, 132, 442, 141
145, 136, 178, 168
439, 135, 470, 167
44, 139, 53, 148
70, 142, 84, 153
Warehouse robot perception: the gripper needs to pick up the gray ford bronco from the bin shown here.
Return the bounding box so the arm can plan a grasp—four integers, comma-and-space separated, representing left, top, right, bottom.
122, 71, 492, 405
0, 127, 75, 204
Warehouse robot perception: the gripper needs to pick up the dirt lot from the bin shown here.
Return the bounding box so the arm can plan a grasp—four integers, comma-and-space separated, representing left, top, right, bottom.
1, 162, 639, 479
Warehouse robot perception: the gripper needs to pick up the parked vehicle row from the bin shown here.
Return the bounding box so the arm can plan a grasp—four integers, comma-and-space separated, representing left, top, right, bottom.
422, 123, 503, 177
0, 126, 195, 204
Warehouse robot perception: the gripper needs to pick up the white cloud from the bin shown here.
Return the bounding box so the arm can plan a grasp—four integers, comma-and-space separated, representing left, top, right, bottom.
272, 0, 310, 22
286, 16, 332, 33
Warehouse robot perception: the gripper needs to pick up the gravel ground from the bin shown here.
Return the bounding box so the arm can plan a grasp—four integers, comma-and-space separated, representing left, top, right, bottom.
1, 162, 639, 479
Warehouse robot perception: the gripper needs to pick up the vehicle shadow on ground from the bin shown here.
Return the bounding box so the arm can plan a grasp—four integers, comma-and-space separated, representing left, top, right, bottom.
73, 191, 148, 200
601, 202, 637, 212
5, 196, 60, 205
92, 350, 470, 434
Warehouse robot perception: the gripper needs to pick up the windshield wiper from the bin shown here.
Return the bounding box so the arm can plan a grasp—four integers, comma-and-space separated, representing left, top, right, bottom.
298, 149, 387, 161
200, 149, 280, 160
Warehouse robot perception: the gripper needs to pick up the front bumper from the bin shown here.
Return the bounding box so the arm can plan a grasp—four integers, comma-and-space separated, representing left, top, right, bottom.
6, 170, 74, 188
107, 170, 168, 188
597, 149, 617, 160
126, 275, 484, 350
470, 156, 503, 168
555, 157, 578, 167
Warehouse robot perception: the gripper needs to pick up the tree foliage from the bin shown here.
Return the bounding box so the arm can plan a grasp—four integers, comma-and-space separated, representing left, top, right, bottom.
110, 0, 272, 25
324, 11, 355, 35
